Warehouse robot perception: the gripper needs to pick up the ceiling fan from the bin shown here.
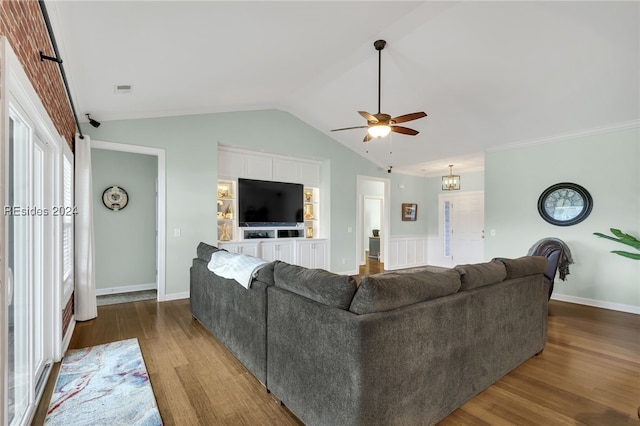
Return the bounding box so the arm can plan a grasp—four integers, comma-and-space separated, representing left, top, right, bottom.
331, 39, 427, 142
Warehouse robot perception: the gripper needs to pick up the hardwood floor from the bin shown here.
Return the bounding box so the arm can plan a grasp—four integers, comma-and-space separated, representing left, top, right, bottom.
359, 252, 384, 275
33, 298, 640, 425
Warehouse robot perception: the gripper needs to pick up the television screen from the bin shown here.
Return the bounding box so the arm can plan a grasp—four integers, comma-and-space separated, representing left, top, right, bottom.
238, 178, 303, 226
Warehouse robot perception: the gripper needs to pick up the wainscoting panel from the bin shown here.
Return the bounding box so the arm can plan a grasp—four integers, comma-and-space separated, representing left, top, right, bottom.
386, 236, 429, 270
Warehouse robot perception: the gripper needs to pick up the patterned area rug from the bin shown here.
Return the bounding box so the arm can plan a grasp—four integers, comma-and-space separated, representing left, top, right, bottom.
45, 338, 162, 425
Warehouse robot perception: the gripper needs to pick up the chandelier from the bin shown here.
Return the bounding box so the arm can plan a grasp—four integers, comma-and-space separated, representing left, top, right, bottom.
442, 164, 461, 191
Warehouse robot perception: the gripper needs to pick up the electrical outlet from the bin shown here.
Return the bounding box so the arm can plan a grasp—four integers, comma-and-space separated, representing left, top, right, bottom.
174, 228, 181, 237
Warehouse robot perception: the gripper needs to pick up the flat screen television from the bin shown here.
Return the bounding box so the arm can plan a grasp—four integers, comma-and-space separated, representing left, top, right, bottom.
238, 178, 303, 227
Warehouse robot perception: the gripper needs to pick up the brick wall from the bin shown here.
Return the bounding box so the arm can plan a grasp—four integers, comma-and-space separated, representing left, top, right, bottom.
1, 0, 76, 333
61, 293, 74, 337
0, 0, 76, 149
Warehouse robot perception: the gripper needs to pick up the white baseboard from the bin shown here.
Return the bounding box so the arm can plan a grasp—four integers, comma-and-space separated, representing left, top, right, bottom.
95, 283, 156, 296
162, 291, 190, 301
551, 293, 640, 315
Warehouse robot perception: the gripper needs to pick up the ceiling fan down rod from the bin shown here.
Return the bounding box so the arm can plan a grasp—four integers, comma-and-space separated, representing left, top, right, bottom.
374, 39, 386, 115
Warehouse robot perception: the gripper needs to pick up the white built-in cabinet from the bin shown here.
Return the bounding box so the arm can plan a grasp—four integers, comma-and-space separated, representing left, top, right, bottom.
219, 147, 320, 186
260, 240, 295, 263
219, 241, 260, 257
295, 239, 328, 269
217, 146, 328, 269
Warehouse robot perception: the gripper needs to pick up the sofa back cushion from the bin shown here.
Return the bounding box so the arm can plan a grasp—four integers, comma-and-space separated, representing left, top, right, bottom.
348, 269, 461, 314
273, 262, 357, 310
494, 256, 548, 279
197, 242, 222, 262
455, 260, 507, 291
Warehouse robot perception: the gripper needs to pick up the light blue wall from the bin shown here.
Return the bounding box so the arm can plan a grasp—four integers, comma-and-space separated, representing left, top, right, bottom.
485, 127, 639, 310
389, 173, 430, 236
91, 149, 157, 290
83, 109, 431, 293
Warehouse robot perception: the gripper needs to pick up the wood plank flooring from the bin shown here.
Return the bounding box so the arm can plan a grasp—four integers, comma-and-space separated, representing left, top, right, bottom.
33, 298, 640, 425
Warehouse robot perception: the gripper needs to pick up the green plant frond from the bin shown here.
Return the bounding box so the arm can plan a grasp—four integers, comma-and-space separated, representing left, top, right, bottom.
611, 250, 640, 260
594, 229, 640, 251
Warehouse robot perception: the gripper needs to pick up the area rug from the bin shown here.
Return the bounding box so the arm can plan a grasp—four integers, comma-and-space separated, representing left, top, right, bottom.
45, 338, 162, 425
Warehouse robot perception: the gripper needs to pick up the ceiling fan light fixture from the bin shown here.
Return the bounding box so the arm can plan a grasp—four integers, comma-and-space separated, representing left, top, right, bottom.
368, 124, 391, 138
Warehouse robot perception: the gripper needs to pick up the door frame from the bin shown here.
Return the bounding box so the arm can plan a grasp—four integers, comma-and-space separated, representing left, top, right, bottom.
356, 176, 390, 267
90, 140, 167, 301
1, 37, 65, 426
438, 190, 484, 267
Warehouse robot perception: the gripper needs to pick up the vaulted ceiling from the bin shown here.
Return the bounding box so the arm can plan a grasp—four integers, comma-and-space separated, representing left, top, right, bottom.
46, 1, 639, 176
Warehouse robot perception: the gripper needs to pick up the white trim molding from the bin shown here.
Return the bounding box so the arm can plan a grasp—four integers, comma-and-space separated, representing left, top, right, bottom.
90, 139, 167, 301
95, 283, 157, 296
552, 293, 640, 315
385, 236, 429, 271
163, 291, 190, 301
487, 120, 640, 153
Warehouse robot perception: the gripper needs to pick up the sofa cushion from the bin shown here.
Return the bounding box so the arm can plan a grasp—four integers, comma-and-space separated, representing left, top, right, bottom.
455, 260, 507, 291
494, 256, 548, 279
254, 261, 276, 286
348, 269, 461, 314
273, 262, 357, 310
197, 242, 223, 262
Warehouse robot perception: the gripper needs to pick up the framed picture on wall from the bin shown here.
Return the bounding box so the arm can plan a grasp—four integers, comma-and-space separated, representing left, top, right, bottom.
402, 203, 417, 221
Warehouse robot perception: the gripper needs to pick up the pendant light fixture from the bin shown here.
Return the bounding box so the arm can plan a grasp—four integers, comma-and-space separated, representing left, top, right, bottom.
442, 164, 461, 191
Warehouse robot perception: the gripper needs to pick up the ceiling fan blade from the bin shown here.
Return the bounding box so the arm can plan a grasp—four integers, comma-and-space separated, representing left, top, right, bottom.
331, 125, 369, 132
390, 125, 419, 136
363, 133, 373, 142
358, 111, 378, 123
391, 112, 427, 124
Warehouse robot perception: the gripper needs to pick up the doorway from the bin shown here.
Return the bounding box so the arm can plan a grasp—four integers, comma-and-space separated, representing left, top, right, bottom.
438, 191, 485, 267
356, 176, 390, 271
90, 140, 166, 301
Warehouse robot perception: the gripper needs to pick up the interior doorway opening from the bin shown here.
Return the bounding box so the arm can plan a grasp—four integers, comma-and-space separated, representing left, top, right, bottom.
356, 176, 390, 273
90, 140, 166, 301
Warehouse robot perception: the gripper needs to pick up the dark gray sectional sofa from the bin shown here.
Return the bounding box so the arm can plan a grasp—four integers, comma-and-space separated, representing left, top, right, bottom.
190, 242, 549, 425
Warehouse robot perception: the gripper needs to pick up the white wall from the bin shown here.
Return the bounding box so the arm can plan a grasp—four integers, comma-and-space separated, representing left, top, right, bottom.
92, 149, 157, 292
485, 126, 639, 312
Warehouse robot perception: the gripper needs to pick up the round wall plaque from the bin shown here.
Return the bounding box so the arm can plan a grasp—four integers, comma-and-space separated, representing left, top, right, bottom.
537, 182, 592, 226
102, 185, 129, 211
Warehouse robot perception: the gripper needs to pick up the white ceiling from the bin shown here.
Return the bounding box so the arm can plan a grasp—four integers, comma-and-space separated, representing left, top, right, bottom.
46, 1, 639, 176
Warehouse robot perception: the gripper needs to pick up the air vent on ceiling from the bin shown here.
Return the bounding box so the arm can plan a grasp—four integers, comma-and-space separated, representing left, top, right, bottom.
114, 84, 133, 94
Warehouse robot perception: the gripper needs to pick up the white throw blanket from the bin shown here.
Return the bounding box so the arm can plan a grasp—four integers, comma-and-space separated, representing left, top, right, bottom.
207, 251, 269, 289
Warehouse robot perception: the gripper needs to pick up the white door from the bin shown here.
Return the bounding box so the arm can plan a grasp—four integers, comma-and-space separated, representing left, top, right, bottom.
6, 108, 52, 426
439, 191, 485, 267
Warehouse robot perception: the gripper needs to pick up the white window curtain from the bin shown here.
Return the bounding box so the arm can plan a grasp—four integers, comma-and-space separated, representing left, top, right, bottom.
74, 134, 97, 321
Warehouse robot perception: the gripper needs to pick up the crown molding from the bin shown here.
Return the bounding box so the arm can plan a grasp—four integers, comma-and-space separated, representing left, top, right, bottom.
486, 119, 640, 153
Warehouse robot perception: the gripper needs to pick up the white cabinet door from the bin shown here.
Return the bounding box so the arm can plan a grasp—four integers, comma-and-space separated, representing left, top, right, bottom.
218, 150, 273, 180
295, 239, 327, 269
245, 154, 272, 180
298, 162, 320, 187
218, 150, 245, 178
260, 240, 294, 263
272, 158, 298, 183
219, 242, 260, 257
